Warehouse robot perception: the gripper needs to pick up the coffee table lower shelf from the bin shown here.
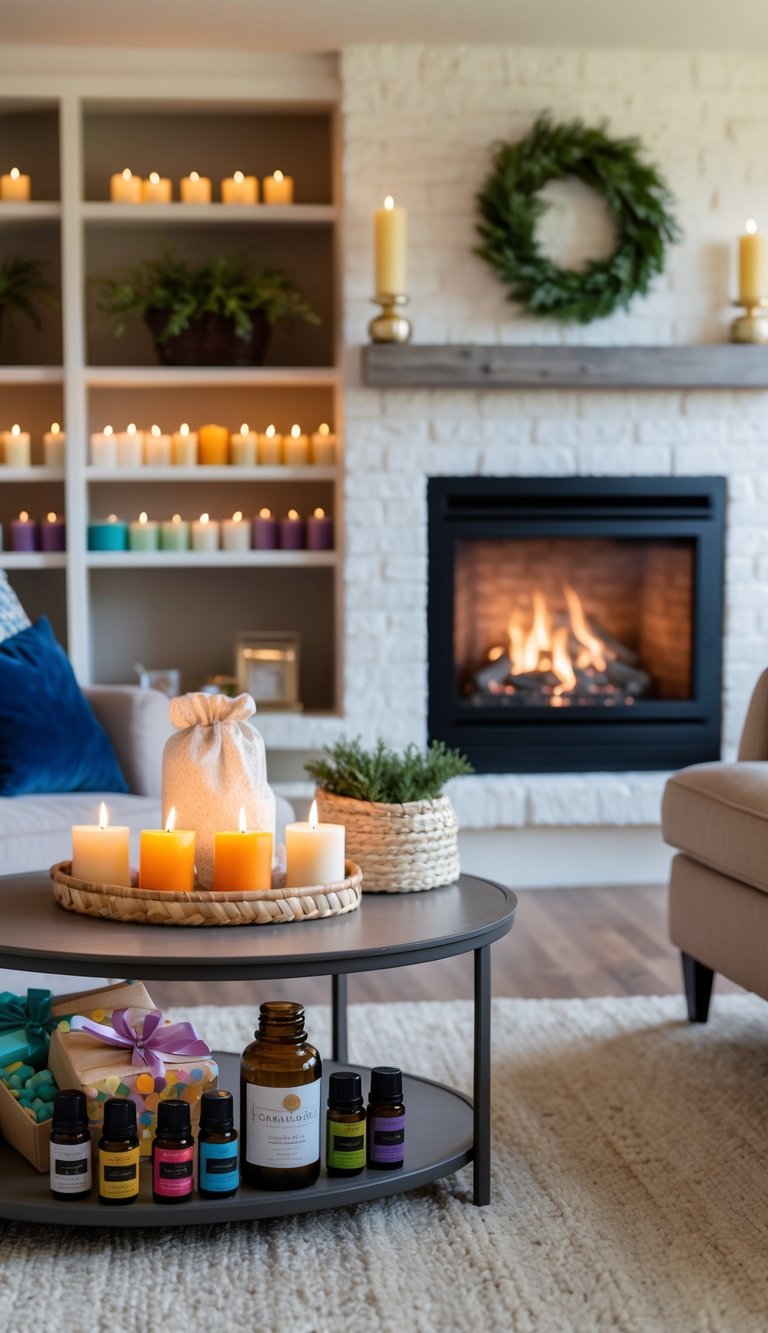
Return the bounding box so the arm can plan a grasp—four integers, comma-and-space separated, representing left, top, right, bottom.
0, 1053, 474, 1227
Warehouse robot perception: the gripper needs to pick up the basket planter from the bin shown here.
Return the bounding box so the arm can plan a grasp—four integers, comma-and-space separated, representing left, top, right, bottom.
144, 310, 271, 367
314, 790, 460, 893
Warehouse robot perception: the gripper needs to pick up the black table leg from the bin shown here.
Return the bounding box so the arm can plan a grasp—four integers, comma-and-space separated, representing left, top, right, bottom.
473, 944, 492, 1206
331, 973, 349, 1063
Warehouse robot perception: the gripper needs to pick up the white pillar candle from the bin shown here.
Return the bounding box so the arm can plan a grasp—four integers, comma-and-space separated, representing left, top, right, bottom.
311, 422, 337, 465
221, 510, 251, 552
285, 801, 345, 888
374, 194, 407, 294
3, 424, 31, 467
171, 422, 198, 466
110, 168, 142, 203
91, 424, 117, 467
221, 171, 258, 204
144, 424, 172, 466
43, 422, 66, 468
142, 171, 172, 203
71, 802, 131, 886
180, 171, 212, 204
1, 167, 31, 201
263, 170, 294, 205
192, 512, 220, 551
258, 424, 283, 465
283, 423, 310, 467
230, 423, 257, 466
116, 423, 144, 468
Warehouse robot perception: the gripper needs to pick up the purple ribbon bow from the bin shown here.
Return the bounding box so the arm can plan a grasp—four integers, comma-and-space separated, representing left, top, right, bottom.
69, 1007, 211, 1080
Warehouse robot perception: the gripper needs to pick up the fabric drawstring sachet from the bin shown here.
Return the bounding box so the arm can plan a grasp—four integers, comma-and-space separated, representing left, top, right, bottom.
69, 1007, 211, 1079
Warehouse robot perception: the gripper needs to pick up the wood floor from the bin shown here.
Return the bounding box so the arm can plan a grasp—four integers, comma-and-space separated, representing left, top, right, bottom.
151, 883, 743, 1009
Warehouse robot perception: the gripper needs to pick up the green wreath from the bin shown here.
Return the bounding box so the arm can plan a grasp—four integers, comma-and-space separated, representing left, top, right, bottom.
475, 115, 681, 324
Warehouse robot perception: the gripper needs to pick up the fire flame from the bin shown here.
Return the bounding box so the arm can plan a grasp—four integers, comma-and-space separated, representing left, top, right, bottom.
502, 584, 610, 697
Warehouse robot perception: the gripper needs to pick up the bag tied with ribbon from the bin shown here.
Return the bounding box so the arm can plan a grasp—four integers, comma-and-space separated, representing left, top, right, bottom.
69, 1007, 211, 1079
0, 988, 59, 1069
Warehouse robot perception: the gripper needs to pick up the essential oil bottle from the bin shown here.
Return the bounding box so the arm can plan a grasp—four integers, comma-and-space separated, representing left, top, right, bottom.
326, 1071, 366, 1177
240, 1001, 322, 1191
198, 1089, 239, 1199
367, 1067, 405, 1170
152, 1099, 195, 1204
98, 1097, 140, 1205
49, 1089, 92, 1200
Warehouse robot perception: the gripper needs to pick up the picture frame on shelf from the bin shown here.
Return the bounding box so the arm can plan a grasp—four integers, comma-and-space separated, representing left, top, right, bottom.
234, 631, 302, 711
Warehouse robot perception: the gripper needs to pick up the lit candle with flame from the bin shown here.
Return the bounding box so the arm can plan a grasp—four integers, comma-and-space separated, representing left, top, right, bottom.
263, 168, 294, 204
739, 218, 768, 305
116, 421, 144, 468
311, 421, 337, 465
140, 806, 196, 892
280, 508, 307, 550
160, 512, 191, 552
43, 420, 66, 468
110, 167, 142, 203
307, 506, 334, 551
72, 801, 131, 886
374, 194, 407, 295
222, 509, 251, 552
10, 510, 39, 552
172, 421, 198, 466
213, 806, 272, 891
258, 422, 283, 465
192, 511, 220, 551
252, 506, 279, 549
180, 169, 212, 204
129, 510, 159, 552
142, 169, 172, 203
230, 422, 257, 466
144, 422, 172, 466
283, 423, 310, 467
1, 166, 31, 201
2, 423, 31, 468
40, 510, 66, 553
285, 799, 345, 888
221, 169, 258, 204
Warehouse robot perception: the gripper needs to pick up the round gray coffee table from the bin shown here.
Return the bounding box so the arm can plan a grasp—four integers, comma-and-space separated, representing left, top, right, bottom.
0, 871, 516, 1226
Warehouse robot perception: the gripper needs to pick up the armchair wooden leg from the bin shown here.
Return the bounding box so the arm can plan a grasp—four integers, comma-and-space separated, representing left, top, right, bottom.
681, 952, 715, 1023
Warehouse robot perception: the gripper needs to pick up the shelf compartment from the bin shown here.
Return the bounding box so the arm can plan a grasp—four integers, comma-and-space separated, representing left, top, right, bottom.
85, 551, 336, 568
0, 104, 61, 202
86, 466, 337, 482
81, 203, 336, 226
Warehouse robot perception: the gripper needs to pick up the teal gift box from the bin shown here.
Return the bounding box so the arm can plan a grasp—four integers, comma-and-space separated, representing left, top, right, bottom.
0, 989, 59, 1070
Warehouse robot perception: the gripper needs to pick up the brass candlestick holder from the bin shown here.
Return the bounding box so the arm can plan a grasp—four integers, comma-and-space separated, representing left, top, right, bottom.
731, 298, 768, 344
369, 293, 412, 344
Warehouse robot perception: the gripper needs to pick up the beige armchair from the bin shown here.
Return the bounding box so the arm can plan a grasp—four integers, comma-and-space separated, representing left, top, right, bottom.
662, 669, 768, 1020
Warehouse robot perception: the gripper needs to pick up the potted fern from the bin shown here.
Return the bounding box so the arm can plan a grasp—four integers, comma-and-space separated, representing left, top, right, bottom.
95, 250, 319, 367
0, 255, 57, 355
305, 739, 473, 893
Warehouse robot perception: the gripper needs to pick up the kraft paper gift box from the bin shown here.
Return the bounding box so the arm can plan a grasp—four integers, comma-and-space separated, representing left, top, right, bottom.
0, 980, 154, 1173
48, 993, 218, 1157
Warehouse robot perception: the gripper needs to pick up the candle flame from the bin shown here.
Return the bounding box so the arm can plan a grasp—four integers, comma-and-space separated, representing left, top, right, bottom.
149, 171, 160, 185
288, 508, 299, 520
51, 422, 60, 434
139, 511, 148, 524
384, 195, 394, 210
234, 171, 244, 184
200, 512, 209, 524
107, 513, 118, 522
18, 511, 28, 522
240, 422, 249, 435
180, 422, 189, 436
291, 424, 301, 438
232, 510, 243, 522
10, 168, 20, 182
746, 218, 758, 234
274, 170, 284, 183
127, 422, 137, 435
259, 507, 272, 518
266, 424, 276, 438
99, 802, 109, 830
11, 424, 20, 436
165, 807, 176, 833
313, 507, 325, 519
190, 171, 200, 182
151, 424, 161, 437
47, 512, 57, 523
104, 424, 113, 436
122, 168, 132, 181
172, 513, 182, 524
318, 422, 330, 435
309, 800, 318, 831
239, 806, 247, 833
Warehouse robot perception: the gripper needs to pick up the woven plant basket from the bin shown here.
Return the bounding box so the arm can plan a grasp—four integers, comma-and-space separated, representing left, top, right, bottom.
145, 310, 271, 367
314, 790, 460, 893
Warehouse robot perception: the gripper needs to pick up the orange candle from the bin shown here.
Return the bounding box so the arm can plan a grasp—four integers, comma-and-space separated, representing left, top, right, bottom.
213, 808, 272, 892
198, 423, 230, 465
139, 807, 196, 892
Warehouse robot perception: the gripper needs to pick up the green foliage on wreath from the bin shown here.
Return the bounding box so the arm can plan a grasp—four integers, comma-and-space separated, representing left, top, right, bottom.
475, 114, 681, 324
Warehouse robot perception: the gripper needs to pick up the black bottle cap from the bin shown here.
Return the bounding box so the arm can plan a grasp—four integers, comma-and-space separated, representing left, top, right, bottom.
102, 1096, 137, 1137
200, 1089, 234, 1132
156, 1098, 191, 1138
52, 1088, 88, 1135
369, 1067, 403, 1105
328, 1071, 363, 1110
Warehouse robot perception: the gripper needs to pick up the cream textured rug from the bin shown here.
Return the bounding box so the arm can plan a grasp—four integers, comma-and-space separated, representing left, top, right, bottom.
2, 994, 768, 1333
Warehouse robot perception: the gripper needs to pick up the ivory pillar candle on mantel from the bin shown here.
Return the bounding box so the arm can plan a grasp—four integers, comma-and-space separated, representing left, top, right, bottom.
198, 423, 229, 465
91, 425, 118, 468
180, 171, 212, 204
117, 423, 144, 468
279, 509, 306, 550
192, 512, 220, 551
230, 424, 257, 467
144, 424, 172, 467
10, 511, 39, 552
3, 425, 31, 467
1, 168, 31, 201
88, 515, 128, 551
172, 423, 198, 466
374, 195, 407, 294
110, 168, 142, 203
221, 171, 258, 204
738, 219, 768, 305
222, 510, 251, 552
285, 800, 345, 888
72, 802, 131, 887
258, 424, 282, 465
43, 422, 65, 468
40, 511, 66, 552
142, 171, 172, 203
160, 513, 190, 551
213, 808, 272, 891
311, 423, 336, 465
263, 170, 294, 204
283, 424, 310, 467
252, 507, 279, 550
140, 808, 195, 892
129, 511, 160, 552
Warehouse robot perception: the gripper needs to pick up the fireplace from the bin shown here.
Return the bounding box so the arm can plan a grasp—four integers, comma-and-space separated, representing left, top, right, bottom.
427, 477, 725, 773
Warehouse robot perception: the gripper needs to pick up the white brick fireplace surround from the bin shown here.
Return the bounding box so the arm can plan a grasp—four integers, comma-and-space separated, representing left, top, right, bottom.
295, 44, 768, 886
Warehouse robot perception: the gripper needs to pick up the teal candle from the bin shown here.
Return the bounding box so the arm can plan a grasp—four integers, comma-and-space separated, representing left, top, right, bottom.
88, 516, 128, 551
160, 514, 191, 551
129, 512, 160, 552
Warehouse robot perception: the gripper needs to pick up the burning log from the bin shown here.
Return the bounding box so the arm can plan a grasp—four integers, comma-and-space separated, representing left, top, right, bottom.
474, 653, 511, 691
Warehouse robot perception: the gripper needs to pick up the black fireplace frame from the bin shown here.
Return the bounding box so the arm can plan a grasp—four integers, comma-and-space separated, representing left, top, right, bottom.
427, 476, 725, 773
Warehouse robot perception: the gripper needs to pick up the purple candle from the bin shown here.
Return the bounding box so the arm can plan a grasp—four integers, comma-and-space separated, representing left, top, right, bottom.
40, 512, 66, 552
306, 507, 334, 551
279, 509, 306, 551
10, 511, 40, 552
252, 508, 279, 550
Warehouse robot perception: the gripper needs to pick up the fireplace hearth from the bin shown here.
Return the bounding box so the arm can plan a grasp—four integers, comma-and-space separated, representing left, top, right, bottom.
428, 477, 725, 773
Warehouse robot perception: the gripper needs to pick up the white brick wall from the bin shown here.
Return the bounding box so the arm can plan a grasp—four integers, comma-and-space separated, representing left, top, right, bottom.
288, 43, 768, 829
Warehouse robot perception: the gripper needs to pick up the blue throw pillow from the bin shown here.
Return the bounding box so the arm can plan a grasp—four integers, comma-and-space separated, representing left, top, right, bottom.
0, 618, 129, 796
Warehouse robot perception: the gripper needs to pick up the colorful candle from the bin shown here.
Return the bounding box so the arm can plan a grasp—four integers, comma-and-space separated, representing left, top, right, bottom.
40, 511, 66, 552
10, 511, 39, 552
116, 423, 144, 468
374, 194, 407, 294
172, 423, 198, 466
180, 171, 212, 204
306, 507, 333, 551
192, 512, 220, 552
160, 513, 190, 551
144, 424, 172, 467
263, 170, 294, 205
283, 423, 310, 467
88, 514, 128, 551
142, 171, 172, 203
222, 510, 251, 552
72, 802, 131, 887
91, 424, 117, 468
129, 512, 160, 552
738, 218, 768, 305
198, 423, 229, 466
252, 507, 279, 550
280, 509, 306, 550
230, 423, 257, 467
110, 168, 142, 203
140, 808, 196, 892
43, 422, 66, 468
1, 167, 31, 201
213, 807, 272, 891
285, 800, 345, 888
311, 422, 336, 466
3, 424, 31, 468
221, 171, 258, 205
258, 424, 282, 465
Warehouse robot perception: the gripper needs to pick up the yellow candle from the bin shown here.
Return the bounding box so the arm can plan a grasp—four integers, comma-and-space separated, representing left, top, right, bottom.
142, 171, 172, 203
1, 167, 31, 201
213, 807, 272, 891
221, 171, 258, 204
258, 424, 283, 465
140, 807, 196, 892
110, 168, 142, 204
285, 800, 345, 888
311, 422, 337, 465
263, 169, 294, 205
172, 422, 198, 465
739, 218, 768, 305
198, 422, 230, 465
374, 195, 407, 295
283, 423, 309, 467
72, 802, 131, 886
180, 171, 212, 204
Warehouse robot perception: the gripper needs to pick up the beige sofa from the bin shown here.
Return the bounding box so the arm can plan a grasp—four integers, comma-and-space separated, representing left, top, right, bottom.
662, 669, 768, 1020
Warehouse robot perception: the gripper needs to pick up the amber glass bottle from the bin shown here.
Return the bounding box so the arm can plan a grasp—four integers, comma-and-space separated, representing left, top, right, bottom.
240, 1001, 322, 1190
50, 1089, 92, 1200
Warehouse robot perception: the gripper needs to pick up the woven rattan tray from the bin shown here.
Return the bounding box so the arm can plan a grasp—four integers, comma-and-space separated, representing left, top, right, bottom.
50, 860, 362, 927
